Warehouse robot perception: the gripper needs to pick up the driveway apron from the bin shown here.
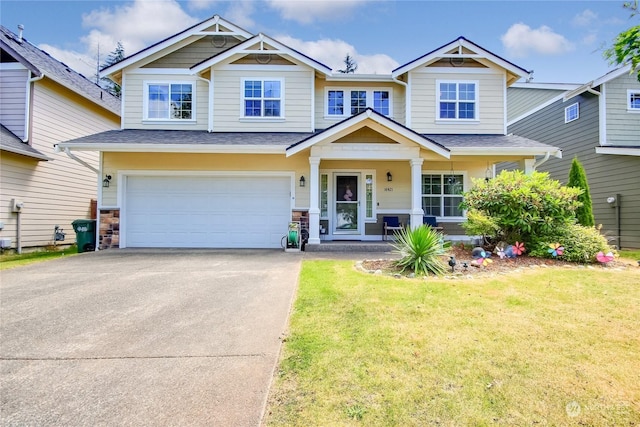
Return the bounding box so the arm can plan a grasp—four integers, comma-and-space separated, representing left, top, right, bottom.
1, 249, 302, 426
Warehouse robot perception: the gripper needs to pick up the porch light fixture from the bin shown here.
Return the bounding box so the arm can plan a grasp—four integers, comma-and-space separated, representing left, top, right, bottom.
386, 171, 393, 182
103, 174, 112, 188
299, 175, 306, 187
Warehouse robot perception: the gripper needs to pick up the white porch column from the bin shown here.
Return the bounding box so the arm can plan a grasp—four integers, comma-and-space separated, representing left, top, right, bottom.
410, 158, 424, 229
519, 158, 536, 174
308, 157, 321, 245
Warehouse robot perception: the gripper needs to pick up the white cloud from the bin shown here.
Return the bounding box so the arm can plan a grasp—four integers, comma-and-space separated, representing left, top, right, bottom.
572, 9, 598, 27
276, 35, 399, 74
581, 32, 598, 46
266, 0, 365, 24
501, 23, 575, 58
224, 1, 256, 29
39, 44, 99, 81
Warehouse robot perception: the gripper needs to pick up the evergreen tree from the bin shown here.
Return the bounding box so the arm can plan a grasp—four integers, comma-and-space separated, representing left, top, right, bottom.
338, 54, 358, 73
100, 42, 125, 97
567, 157, 595, 227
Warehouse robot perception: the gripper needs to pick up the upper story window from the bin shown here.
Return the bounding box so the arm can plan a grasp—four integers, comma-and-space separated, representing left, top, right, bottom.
437, 81, 477, 120
628, 90, 640, 112
565, 102, 579, 123
145, 82, 193, 120
243, 79, 282, 117
422, 173, 465, 218
325, 88, 392, 118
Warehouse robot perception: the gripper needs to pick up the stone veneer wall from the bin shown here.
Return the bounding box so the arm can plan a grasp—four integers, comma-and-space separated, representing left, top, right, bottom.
99, 209, 120, 249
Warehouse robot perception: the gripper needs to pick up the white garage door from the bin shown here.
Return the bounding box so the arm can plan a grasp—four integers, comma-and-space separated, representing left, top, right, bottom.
124, 175, 291, 248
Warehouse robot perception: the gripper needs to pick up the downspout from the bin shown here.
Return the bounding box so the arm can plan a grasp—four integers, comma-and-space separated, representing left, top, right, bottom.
195, 75, 213, 132
392, 74, 409, 127
532, 151, 551, 170
23, 72, 45, 142
54, 145, 99, 174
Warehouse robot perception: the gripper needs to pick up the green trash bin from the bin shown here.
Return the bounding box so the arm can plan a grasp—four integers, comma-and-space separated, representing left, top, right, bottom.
71, 219, 97, 253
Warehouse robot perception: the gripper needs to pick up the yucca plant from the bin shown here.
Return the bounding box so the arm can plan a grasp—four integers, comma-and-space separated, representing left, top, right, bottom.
392, 225, 450, 276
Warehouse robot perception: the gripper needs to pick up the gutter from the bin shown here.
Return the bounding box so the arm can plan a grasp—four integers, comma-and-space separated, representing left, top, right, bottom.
54, 145, 99, 174
23, 72, 45, 142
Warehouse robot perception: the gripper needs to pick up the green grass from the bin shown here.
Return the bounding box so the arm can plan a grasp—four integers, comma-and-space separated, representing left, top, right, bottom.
0, 246, 79, 270
619, 249, 640, 260
266, 261, 640, 426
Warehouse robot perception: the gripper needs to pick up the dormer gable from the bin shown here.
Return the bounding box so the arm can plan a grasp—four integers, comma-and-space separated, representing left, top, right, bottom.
392, 36, 530, 86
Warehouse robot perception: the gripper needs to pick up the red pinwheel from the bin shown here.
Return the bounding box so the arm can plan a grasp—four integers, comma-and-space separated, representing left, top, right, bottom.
596, 251, 614, 264
548, 243, 564, 257
512, 241, 525, 256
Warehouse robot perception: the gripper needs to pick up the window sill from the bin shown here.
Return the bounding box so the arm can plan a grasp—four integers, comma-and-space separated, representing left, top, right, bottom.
142, 119, 197, 124
239, 117, 286, 122
435, 119, 479, 125
626, 109, 640, 113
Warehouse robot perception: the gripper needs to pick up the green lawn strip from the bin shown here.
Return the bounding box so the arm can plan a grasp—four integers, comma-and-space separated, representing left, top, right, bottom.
619, 249, 640, 260
266, 261, 640, 426
0, 246, 78, 270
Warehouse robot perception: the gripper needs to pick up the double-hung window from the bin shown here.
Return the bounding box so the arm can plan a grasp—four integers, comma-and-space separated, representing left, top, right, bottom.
146, 82, 193, 120
628, 90, 640, 112
421, 173, 465, 218
326, 88, 392, 118
437, 81, 477, 120
243, 79, 282, 117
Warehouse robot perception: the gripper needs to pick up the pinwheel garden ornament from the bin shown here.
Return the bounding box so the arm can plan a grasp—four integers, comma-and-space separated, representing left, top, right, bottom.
548, 243, 564, 258
496, 246, 506, 259
596, 251, 614, 264
512, 241, 525, 257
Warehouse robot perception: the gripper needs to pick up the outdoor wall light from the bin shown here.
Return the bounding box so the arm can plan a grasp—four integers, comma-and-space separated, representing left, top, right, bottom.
103, 174, 112, 188
386, 171, 393, 182
299, 175, 306, 187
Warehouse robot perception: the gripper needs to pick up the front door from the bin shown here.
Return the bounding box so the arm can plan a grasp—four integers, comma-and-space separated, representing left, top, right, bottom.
334, 174, 360, 235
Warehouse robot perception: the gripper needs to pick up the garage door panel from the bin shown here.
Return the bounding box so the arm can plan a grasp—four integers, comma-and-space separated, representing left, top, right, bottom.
125, 175, 291, 248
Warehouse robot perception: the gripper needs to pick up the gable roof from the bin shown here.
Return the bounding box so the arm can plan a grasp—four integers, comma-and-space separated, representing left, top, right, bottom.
424, 134, 562, 157
392, 36, 530, 85
0, 25, 120, 116
563, 64, 633, 102
286, 108, 450, 158
100, 15, 253, 77
0, 124, 50, 160
191, 33, 332, 75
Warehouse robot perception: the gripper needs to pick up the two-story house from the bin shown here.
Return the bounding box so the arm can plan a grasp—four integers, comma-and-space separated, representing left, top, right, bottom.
505, 66, 640, 249
0, 25, 120, 253
56, 15, 561, 250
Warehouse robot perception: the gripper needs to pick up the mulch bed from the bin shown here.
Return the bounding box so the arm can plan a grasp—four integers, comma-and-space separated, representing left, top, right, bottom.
360, 245, 636, 279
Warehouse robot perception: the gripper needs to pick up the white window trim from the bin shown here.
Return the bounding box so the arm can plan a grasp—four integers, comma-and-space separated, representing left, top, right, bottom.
435, 80, 479, 122
142, 80, 196, 122
627, 89, 640, 112
564, 102, 579, 123
324, 87, 393, 119
240, 77, 285, 120
421, 170, 468, 222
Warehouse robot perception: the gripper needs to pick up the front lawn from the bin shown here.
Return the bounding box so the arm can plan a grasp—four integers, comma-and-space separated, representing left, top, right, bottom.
0, 246, 78, 270
265, 261, 640, 426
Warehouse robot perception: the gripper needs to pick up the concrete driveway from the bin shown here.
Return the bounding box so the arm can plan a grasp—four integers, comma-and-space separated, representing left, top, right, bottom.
1, 249, 302, 426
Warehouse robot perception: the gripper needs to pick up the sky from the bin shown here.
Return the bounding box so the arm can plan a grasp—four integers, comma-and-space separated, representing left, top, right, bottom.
1, 0, 637, 84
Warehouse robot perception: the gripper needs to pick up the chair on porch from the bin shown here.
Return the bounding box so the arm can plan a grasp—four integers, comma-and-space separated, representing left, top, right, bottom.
382, 216, 403, 241
423, 215, 443, 231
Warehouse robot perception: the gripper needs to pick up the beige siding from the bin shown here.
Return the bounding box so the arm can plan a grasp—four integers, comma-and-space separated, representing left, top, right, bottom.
604, 73, 640, 146
123, 74, 208, 130
144, 36, 242, 68
0, 79, 119, 249
314, 80, 406, 129
507, 87, 564, 122
0, 67, 29, 139
101, 152, 310, 207
212, 68, 313, 132
410, 69, 505, 134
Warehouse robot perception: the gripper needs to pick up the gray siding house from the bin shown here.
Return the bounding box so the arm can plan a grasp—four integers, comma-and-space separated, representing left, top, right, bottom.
501, 66, 640, 249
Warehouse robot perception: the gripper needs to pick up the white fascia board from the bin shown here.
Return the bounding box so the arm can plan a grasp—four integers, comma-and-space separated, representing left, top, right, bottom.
592, 65, 632, 87
510, 82, 581, 90
191, 34, 332, 75
1, 146, 51, 161
595, 146, 640, 156
450, 147, 562, 158
325, 74, 396, 82
286, 110, 450, 158
55, 143, 286, 154
101, 16, 252, 77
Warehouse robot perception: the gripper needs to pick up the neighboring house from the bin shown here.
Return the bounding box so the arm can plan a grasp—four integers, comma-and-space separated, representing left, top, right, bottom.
0, 25, 121, 252
57, 15, 561, 250
503, 66, 640, 249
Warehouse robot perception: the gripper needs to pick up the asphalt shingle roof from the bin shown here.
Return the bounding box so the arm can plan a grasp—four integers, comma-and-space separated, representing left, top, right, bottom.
1, 25, 120, 116
0, 124, 49, 160
424, 134, 557, 149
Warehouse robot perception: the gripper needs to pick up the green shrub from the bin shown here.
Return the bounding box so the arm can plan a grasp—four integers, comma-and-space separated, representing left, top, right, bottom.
567, 157, 595, 227
392, 225, 450, 275
461, 170, 582, 243
529, 224, 613, 263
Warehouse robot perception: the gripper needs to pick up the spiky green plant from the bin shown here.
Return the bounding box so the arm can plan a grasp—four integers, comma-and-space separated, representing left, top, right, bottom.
392, 225, 450, 275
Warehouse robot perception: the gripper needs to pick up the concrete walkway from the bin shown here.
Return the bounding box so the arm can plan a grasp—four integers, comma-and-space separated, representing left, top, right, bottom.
1, 249, 302, 426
